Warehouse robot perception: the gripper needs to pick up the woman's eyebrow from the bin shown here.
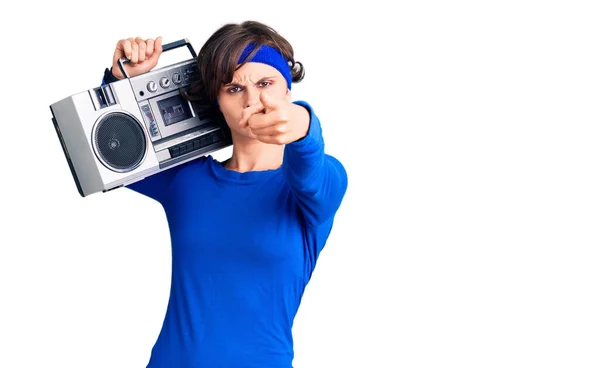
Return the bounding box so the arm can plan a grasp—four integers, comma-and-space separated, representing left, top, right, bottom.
226, 76, 278, 85
223, 76, 279, 89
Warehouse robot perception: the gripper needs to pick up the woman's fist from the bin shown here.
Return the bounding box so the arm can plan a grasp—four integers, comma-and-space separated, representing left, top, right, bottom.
111, 36, 163, 79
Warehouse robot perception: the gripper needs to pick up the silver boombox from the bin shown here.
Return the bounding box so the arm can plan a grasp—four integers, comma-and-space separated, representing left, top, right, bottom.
50, 39, 232, 197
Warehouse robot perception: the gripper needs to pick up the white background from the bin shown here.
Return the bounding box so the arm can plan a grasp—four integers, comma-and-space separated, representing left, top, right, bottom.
1, 1, 599, 367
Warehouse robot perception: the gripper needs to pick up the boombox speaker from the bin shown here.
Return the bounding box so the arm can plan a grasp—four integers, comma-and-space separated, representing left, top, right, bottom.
50, 39, 232, 197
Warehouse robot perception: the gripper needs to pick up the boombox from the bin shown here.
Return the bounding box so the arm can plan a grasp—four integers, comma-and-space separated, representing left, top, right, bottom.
49, 39, 232, 197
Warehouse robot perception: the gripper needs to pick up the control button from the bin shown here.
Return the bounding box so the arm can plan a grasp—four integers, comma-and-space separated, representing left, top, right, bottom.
102, 85, 116, 105
150, 124, 159, 136
172, 73, 182, 85
147, 81, 157, 92
201, 135, 212, 145
160, 77, 171, 89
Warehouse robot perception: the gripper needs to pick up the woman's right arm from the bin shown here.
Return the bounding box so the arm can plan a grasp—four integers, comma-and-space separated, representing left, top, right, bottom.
124, 168, 181, 204
100, 37, 172, 203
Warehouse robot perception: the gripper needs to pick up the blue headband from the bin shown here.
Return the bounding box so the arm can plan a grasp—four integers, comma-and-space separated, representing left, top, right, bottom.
238, 43, 293, 90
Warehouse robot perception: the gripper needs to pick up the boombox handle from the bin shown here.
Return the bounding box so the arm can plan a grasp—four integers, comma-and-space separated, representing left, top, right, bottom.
117, 38, 197, 80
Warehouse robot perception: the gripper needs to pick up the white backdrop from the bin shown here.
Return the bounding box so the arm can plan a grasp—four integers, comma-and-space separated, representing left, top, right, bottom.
1, 1, 599, 367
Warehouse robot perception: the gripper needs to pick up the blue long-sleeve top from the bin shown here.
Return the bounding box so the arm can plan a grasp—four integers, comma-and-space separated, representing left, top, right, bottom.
102, 73, 348, 367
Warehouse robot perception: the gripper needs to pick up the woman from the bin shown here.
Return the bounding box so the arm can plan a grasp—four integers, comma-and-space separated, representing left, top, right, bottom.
102, 21, 348, 367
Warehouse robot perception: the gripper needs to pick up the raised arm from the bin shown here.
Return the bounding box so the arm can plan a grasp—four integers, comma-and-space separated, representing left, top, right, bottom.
241, 92, 348, 227
282, 101, 348, 227
99, 36, 174, 203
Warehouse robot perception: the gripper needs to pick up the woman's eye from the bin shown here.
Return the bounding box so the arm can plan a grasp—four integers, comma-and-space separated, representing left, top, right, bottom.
228, 86, 242, 93
258, 81, 271, 88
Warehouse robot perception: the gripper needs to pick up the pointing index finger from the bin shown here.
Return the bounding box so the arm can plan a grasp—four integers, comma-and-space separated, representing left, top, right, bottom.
239, 103, 265, 127
259, 91, 279, 111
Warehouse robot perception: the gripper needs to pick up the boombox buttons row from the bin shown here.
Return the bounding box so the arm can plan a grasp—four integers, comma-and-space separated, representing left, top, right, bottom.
145, 73, 183, 93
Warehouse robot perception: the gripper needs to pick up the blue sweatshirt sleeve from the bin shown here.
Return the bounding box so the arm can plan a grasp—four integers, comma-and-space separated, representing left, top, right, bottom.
283, 101, 348, 228
125, 168, 181, 204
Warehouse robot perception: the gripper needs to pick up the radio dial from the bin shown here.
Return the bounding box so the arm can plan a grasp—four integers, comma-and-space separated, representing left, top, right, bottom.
160, 77, 171, 89
172, 73, 182, 85
146, 81, 157, 92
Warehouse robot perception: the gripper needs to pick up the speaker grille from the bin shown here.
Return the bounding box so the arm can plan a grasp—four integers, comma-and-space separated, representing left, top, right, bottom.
93, 112, 146, 172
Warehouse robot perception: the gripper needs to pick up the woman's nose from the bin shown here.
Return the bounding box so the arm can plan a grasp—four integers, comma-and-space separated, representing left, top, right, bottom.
245, 87, 259, 108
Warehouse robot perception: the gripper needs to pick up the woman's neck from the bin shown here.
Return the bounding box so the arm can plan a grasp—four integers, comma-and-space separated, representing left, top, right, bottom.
224, 138, 284, 173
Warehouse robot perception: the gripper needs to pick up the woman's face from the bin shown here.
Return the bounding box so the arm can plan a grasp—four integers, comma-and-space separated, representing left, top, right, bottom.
217, 62, 290, 139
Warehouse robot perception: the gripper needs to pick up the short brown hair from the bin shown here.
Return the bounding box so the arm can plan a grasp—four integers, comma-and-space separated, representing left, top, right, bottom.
184, 21, 305, 105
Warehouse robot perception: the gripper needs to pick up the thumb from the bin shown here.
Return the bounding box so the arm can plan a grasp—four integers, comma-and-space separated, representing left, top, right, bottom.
149, 36, 163, 63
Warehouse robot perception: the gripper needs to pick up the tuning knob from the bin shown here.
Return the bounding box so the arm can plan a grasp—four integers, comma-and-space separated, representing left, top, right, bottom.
160, 77, 171, 89
146, 81, 157, 92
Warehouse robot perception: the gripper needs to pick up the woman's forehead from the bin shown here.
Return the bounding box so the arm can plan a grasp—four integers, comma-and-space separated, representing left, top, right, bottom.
232, 62, 282, 81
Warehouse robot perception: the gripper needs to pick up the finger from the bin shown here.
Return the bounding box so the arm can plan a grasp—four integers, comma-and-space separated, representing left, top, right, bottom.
128, 37, 139, 65
248, 108, 288, 130
249, 121, 289, 136
246, 111, 281, 131
254, 133, 287, 145
117, 39, 133, 60
145, 38, 154, 57
135, 37, 147, 63
239, 103, 265, 127
148, 36, 163, 64
259, 91, 279, 111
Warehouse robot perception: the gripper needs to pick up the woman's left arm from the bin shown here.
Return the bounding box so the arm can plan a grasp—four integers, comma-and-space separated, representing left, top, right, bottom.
243, 94, 348, 227
282, 101, 348, 228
